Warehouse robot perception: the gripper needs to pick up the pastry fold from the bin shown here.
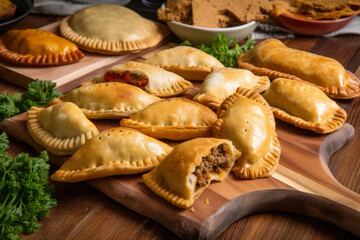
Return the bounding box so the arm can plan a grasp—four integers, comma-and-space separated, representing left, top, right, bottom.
51, 127, 173, 182
213, 87, 281, 179
263, 78, 347, 134
120, 98, 217, 141
193, 67, 270, 109
142, 138, 240, 208
0, 28, 84, 67
50, 82, 161, 119
237, 38, 360, 99
82, 61, 193, 97
144, 46, 224, 81
27, 102, 99, 156
60, 4, 168, 54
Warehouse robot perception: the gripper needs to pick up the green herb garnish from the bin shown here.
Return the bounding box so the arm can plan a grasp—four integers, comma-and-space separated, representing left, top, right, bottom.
0, 132, 57, 239
181, 33, 255, 67
0, 80, 62, 124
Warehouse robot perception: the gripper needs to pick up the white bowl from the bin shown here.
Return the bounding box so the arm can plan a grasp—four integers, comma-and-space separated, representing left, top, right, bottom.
166, 20, 259, 45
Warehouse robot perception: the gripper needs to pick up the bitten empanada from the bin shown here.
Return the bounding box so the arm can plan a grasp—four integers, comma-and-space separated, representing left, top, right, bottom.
51, 127, 173, 182
263, 78, 347, 134
237, 38, 360, 99
120, 98, 217, 141
193, 67, 270, 109
142, 138, 240, 208
143, 46, 224, 81
60, 4, 168, 55
82, 61, 193, 97
27, 102, 99, 156
0, 28, 84, 67
213, 87, 281, 179
50, 82, 161, 119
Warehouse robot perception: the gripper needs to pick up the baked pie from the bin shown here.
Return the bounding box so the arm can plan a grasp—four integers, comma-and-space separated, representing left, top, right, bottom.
60, 4, 169, 54
144, 46, 224, 81
120, 97, 217, 141
82, 61, 193, 97
0, 28, 84, 67
142, 138, 240, 208
51, 127, 173, 182
50, 82, 161, 119
213, 87, 281, 179
263, 78, 347, 134
237, 38, 360, 99
193, 67, 270, 109
27, 102, 99, 156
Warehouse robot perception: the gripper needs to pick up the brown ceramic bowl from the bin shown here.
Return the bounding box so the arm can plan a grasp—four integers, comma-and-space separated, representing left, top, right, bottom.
271, 14, 357, 35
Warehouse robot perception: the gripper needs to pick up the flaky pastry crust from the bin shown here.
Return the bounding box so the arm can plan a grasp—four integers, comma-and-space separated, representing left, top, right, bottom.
213, 87, 281, 179
27, 102, 99, 156
51, 127, 173, 182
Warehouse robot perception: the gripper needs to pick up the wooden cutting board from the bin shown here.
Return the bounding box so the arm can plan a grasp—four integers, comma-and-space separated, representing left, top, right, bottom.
1, 80, 359, 240
0, 21, 171, 93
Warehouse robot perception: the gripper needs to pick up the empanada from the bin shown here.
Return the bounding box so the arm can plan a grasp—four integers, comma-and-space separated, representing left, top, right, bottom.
82, 61, 193, 97
263, 78, 347, 134
51, 127, 173, 182
193, 67, 270, 109
0, 28, 84, 67
120, 98, 217, 141
27, 102, 99, 156
50, 82, 161, 119
213, 87, 281, 179
237, 38, 360, 99
142, 138, 240, 208
144, 46, 224, 81
60, 4, 169, 54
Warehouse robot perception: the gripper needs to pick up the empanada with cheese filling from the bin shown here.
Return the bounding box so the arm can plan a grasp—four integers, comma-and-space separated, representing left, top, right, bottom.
213, 87, 281, 179
263, 78, 347, 134
193, 67, 270, 109
120, 98, 217, 141
51, 127, 173, 182
82, 61, 193, 97
27, 102, 99, 156
0, 28, 84, 67
142, 138, 240, 208
237, 38, 360, 99
60, 4, 169, 55
143, 46, 224, 81
49, 82, 161, 119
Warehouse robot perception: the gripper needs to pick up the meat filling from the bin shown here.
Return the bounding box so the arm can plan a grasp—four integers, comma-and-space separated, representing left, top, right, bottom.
194, 144, 231, 188
104, 71, 148, 89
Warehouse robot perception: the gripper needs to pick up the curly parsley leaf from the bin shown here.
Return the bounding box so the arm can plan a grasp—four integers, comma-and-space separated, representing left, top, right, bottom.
181, 33, 255, 67
0, 80, 62, 124
0, 132, 56, 239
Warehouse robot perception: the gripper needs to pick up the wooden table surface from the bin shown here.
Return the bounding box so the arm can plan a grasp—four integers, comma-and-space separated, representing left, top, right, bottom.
2, 13, 360, 240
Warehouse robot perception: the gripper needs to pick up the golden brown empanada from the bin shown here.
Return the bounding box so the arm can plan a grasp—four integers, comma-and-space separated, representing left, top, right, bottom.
237, 38, 360, 99
120, 98, 217, 141
213, 87, 281, 179
27, 102, 99, 156
60, 4, 168, 55
0, 28, 84, 67
51, 127, 173, 182
193, 67, 270, 109
142, 138, 240, 208
82, 61, 193, 97
49, 82, 161, 119
263, 78, 347, 134
144, 46, 224, 81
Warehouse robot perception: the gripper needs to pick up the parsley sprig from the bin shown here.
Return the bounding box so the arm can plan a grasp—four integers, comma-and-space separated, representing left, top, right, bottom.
182, 33, 255, 68
0, 132, 57, 239
0, 80, 62, 124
